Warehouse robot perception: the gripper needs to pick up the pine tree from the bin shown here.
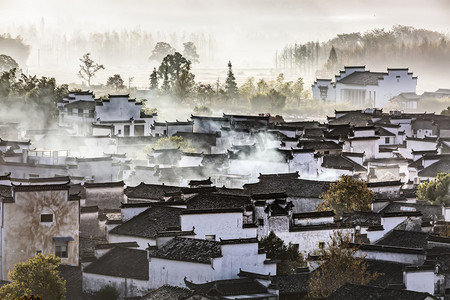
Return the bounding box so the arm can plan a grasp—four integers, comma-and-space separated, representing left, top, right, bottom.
225, 61, 238, 100
149, 68, 159, 90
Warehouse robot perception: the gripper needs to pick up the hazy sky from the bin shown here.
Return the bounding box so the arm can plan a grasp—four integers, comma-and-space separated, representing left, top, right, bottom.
1, 0, 450, 83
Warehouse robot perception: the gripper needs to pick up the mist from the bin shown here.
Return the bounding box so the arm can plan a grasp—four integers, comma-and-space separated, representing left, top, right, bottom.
1, 0, 449, 90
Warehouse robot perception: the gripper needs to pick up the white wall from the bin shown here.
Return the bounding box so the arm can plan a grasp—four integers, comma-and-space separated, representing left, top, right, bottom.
148, 257, 214, 289
180, 212, 256, 240
404, 270, 435, 295
82, 272, 149, 298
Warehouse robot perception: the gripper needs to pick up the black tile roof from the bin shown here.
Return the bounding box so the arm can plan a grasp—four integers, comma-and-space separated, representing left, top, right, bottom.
83, 247, 149, 280
151, 237, 222, 264
142, 285, 192, 299
271, 273, 311, 295
125, 183, 182, 200
418, 158, 450, 177
244, 178, 331, 198
328, 283, 436, 300
365, 259, 407, 288
186, 192, 251, 210
342, 211, 381, 226
185, 277, 268, 296
322, 154, 366, 172
375, 230, 428, 249
109, 206, 182, 239
293, 211, 335, 219
379, 202, 442, 220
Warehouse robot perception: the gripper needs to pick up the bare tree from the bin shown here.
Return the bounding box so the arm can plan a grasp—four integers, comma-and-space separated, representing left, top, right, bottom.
77, 53, 104, 86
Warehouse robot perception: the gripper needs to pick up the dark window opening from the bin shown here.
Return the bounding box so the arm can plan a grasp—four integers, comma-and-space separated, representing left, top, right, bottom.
258, 218, 264, 226
134, 125, 145, 136
41, 214, 53, 223
385, 137, 390, 144
319, 242, 325, 249
55, 243, 68, 258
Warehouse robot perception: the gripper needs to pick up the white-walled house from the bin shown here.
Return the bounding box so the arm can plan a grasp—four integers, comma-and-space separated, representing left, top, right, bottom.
95, 94, 156, 137
312, 66, 417, 108
180, 208, 257, 240
148, 237, 276, 289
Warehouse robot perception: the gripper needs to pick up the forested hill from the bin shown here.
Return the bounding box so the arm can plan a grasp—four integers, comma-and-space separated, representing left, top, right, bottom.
277, 25, 450, 89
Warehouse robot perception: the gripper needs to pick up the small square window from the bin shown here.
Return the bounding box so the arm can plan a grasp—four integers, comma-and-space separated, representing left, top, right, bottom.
385, 137, 390, 144
41, 214, 53, 223
258, 218, 264, 226
55, 243, 68, 258
319, 242, 325, 249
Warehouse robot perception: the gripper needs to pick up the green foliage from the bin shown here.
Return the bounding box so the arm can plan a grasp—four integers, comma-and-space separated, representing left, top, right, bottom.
308, 232, 379, 298
318, 175, 374, 216
195, 83, 215, 106
183, 42, 200, 64
149, 42, 175, 62
173, 63, 195, 101
96, 285, 119, 300
441, 106, 450, 116
259, 231, 304, 275
417, 173, 450, 204
0, 55, 19, 73
193, 105, 212, 116
157, 52, 194, 99
225, 61, 238, 100
149, 68, 159, 90
151, 136, 194, 152
0, 68, 68, 125
77, 53, 105, 86
0, 254, 66, 300
106, 74, 125, 90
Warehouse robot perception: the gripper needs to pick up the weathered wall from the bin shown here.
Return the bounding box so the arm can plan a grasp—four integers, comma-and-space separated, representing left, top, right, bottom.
2, 189, 79, 280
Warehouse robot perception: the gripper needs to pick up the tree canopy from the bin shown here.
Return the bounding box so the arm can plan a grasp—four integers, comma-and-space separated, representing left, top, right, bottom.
259, 231, 304, 275
106, 74, 125, 90
0, 54, 19, 73
308, 232, 379, 298
77, 53, 105, 86
417, 173, 450, 204
0, 254, 66, 300
318, 175, 374, 216
149, 42, 175, 62
225, 61, 238, 100
183, 42, 200, 64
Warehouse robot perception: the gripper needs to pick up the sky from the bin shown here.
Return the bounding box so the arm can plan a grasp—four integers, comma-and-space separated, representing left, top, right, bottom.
1, 0, 449, 53
0, 0, 449, 85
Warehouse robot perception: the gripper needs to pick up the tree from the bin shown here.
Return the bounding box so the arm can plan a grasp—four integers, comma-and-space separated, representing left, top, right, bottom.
259, 231, 304, 275
441, 106, 450, 116
195, 83, 215, 105
106, 74, 125, 90
225, 61, 238, 100
318, 175, 374, 216
183, 42, 200, 64
267, 88, 287, 110
149, 68, 159, 90
77, 53, 105, 86
239, 77, 257, 100
149, 42, 175, 62
417, 173, 450, 204
173, 63, 195, 101
0, 254, 66, 300
96, 285, 118, 300
308, 232, 379, 298
0, 54, 19, 73
157, 52, 194, 97
324, 45, 338, 73
150, 136, 194, 152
